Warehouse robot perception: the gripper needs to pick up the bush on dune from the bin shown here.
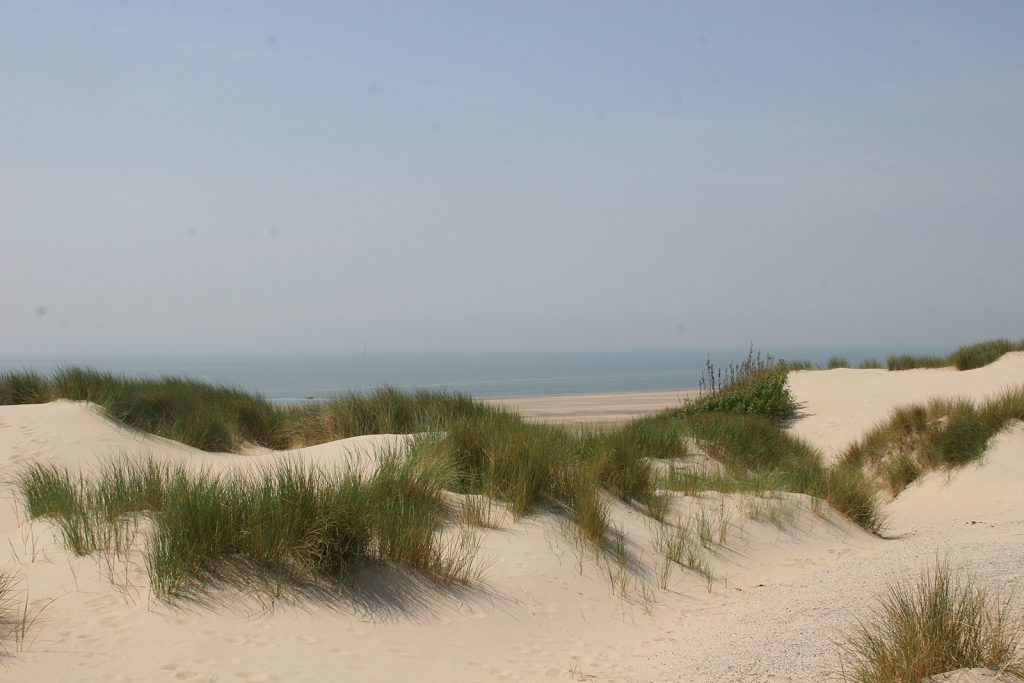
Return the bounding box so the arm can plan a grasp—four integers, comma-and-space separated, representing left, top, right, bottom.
682, 346, 797, 423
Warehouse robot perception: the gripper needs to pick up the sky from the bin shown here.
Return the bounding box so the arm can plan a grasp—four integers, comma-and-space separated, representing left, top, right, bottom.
2, 1, 1023, 355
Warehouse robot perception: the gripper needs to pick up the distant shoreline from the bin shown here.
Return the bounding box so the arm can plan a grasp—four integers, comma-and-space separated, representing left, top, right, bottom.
483, 388, 702, 427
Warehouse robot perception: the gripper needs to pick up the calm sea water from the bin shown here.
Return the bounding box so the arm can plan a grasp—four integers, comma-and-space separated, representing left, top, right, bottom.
0, 346, 948, 403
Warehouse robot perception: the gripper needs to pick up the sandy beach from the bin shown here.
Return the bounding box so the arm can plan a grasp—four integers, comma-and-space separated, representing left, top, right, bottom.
484, 389, 701, 429
1, 355, 1022, 681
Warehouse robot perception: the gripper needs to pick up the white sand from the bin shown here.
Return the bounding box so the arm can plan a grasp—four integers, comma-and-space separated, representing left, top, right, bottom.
0, 356, 1022, 681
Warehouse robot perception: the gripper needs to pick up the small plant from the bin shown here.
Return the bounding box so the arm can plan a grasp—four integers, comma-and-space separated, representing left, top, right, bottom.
827, 357, 850, 369
837, 561, 1024, 682
742, 494, 798, 530
696, 509, 714, 548
460, 496, 498, 528
0, 573, 52, 654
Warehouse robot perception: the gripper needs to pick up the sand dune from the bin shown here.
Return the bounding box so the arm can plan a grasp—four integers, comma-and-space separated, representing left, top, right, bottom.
0, 358, 1022, 681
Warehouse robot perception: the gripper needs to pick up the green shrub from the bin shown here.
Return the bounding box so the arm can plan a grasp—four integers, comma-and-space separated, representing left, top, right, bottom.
683, 367, 796, 423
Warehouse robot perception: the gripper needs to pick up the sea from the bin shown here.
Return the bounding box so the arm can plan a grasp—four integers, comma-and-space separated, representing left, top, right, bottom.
0, 346, 948, 404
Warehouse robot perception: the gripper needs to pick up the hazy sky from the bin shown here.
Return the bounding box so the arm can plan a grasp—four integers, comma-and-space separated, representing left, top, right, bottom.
2, 2, 1022, 355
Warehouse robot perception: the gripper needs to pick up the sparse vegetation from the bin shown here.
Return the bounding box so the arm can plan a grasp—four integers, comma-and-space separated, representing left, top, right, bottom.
838, 561, 1024, 682
671, 412, 883, 532
828, 357, 850, 369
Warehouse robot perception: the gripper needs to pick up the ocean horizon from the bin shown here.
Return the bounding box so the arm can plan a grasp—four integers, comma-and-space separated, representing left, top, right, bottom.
0, 346, 950, 403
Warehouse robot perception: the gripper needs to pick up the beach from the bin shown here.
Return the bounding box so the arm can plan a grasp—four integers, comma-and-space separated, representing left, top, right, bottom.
0, 355, 1022, 681
484, 388, 701, 429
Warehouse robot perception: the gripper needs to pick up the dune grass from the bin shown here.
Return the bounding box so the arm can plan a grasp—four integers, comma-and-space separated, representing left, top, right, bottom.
0, 368, 489, 452
838, 561, 1024, 682
0, 370, 50, 405
667, 412, 883, 532
17, 452, 479, 598
828, 357, 851, 369
887, 338, 1024, 372
842, 389, 1024, 496
0, 571, 16, 654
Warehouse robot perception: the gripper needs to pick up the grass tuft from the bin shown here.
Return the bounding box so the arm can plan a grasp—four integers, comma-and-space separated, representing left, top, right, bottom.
838, 561, 1024, 682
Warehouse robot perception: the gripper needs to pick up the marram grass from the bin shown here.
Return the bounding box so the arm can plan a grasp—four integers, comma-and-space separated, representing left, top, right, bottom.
17, 453, 480, 598
842, 388, 1024, 497
838, 561, 1024, 682
887, 338, 1024, 372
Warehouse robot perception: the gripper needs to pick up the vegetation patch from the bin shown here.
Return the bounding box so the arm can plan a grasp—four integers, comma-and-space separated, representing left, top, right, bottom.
842, 389, 1024, 496
17, 453, 479, 598
669, 413, 883, 533
682, 347, 797, 423
0, 368, 489, 452
838, 561, 1024, 682
887, 338, 1024, 372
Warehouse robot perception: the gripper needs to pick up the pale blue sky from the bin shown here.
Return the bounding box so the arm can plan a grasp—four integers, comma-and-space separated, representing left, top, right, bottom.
2, 2, 1022, 354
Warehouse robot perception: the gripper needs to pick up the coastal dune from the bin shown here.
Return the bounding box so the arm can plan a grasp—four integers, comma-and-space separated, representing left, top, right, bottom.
0, 356, 1022, 681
